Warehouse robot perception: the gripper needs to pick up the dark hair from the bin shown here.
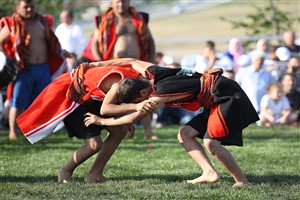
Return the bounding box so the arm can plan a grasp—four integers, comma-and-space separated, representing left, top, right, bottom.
17, 0, 33, 4
204, 40, 215, 49
118, 78, 150, 103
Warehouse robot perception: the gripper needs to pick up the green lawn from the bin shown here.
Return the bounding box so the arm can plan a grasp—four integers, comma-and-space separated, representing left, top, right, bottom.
0, 125, 299, 199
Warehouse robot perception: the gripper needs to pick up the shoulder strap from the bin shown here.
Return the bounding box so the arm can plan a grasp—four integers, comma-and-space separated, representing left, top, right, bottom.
94, 11, 149, 27
43, 15, 54, 27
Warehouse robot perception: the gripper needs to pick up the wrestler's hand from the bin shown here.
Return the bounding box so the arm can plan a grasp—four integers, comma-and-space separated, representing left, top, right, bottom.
136, 100, 157, 113
126, 124, 135, 139
84, 112, 102, 127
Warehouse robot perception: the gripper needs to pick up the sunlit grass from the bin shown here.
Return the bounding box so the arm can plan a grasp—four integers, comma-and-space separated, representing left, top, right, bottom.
0, 124, 299, 199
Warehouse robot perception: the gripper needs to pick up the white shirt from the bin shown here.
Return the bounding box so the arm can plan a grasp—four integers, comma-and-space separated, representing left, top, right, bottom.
55, 23, 86, 56
260, 94, 291, 121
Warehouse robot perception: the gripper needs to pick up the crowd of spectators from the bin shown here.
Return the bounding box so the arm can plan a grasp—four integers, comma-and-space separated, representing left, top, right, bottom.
156, 31, 300, 127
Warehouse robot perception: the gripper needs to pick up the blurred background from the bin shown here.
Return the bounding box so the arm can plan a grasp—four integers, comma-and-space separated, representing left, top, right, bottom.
0, 0, 299, 61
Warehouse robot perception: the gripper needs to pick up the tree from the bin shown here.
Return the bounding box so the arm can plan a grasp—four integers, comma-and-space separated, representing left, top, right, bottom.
220, 1, 300, 37
0, 0, 64, 25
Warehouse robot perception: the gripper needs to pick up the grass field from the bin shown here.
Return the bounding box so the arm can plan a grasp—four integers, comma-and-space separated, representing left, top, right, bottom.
1, 125, 299, 199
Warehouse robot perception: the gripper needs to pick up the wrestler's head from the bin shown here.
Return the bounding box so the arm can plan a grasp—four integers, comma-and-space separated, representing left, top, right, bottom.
118, 78, 151, 103
16, 0, 35, 19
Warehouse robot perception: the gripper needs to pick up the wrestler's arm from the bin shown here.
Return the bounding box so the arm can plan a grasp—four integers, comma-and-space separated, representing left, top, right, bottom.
85, 95, 189, 127
85, 96, 164, 127
100, 83, 157, 116
89, 58, 154, 77
90, 29, 102, 61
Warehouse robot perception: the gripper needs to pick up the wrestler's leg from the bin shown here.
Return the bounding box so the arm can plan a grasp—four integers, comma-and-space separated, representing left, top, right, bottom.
84, 125, 127, 183
142, 115, 159, 140
9, 107, 23, 140
58, 136, 103, 183
203, 138, 249, 187
177, 126, 220, 184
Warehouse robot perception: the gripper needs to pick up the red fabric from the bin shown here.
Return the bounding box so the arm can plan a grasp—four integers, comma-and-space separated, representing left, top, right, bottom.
0, 17, 15, 57
6, 83, 13, 101
17, 65, 140, 143
81, 37, 96, 61
165, 101, 201, 112
207, 104, 229, 138
43, 15, 53, 27
17, 73, 73, 136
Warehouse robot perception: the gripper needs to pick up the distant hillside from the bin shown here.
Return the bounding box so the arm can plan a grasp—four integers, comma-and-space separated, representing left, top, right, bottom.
148, 1, 299, 60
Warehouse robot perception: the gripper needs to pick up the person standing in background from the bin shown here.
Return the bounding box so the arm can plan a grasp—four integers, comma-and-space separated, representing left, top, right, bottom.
90, 0, 157, 140
194, 40, 217, 73
282, 31, 300, 57
55, 10, 86, 71
235, 53, 274, 113
280, 73, 300, 125
0, 0, 67, 140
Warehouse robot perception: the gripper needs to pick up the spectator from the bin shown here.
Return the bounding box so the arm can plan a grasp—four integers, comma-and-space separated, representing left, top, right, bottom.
55, 10, 86, 71
281, 73, 300, 124
264, 46, 286, 81
90, 0, 157, 140
258, 83, 291, 127
285, 56, 300, 92
222, 37, 245, 73
249, 38, 269, 60
155, 51, 173, 66
282, 31, 300, 57
0, 0, 67, 140
194, 40, 217, 73
235, 52, 274, 113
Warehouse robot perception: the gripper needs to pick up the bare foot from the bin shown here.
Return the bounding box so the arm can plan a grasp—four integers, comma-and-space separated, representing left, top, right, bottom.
187, 172, 220, 184
57, 169, 72, 183
232, 182, 251, 188
84, 175, 108, 183
9, 134, 18, 140
144, 135, 159, 140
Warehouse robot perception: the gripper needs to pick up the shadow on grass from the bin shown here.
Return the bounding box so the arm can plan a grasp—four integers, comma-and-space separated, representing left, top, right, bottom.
1, 173, 299, 185
247, 174, 300, 184
244, 133, 300, 140
0, 175, 57, 183
110, 173, 300, 185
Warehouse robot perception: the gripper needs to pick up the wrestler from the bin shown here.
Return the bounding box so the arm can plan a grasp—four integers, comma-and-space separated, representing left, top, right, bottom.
84, 64, 259, 187
90, 0, 157, 140
16, 58, 156, 183
0, 0, 67, 140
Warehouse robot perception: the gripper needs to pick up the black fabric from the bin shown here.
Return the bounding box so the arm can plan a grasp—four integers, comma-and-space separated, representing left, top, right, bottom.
212, 76, 259, 134
146, 65, 183, 84
63, 100, 105, 139
187, 108, 243, 146
146, 65, 201, 103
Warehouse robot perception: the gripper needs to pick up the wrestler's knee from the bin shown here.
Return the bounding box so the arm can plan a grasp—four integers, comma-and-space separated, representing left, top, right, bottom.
177, 126, 197, 144
204, 139, 220, 156
87, 137, 103, 152
106, 126, 128, 138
